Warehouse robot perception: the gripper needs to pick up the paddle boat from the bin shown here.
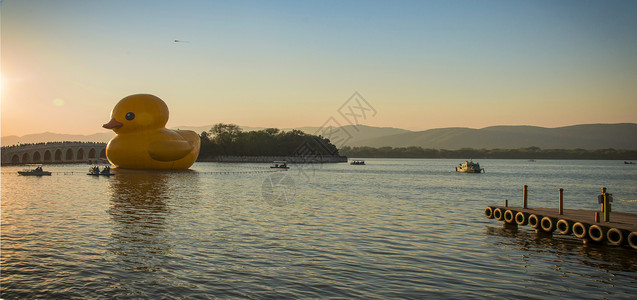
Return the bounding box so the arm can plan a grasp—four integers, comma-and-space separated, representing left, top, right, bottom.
17, 165, 52, 176
87, 165, 115, 176
456, 159, 484, 173
270, 161, 289, 170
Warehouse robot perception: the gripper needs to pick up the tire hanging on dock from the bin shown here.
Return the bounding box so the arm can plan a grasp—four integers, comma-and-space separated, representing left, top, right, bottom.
556, 219, 573, 235
484, 206, 494, 219
628, 232, 637, 250
540, 216, 557, 233
588, 225, 607, 243
606, 228, 627, 246
528, 214, 542, 229
515, 212, 529, 226
504, 210, 517, 224
573, 222, 589, 239
493, 208, 505, 221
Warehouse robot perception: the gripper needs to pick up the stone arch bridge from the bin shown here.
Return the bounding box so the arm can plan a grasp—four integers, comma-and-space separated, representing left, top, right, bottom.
1, 142, 107, 165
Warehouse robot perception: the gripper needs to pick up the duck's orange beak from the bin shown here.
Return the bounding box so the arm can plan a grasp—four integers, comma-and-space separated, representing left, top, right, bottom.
103, 118, 123, 130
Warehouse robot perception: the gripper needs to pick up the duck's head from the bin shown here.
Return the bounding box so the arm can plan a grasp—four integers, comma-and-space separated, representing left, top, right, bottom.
103, 94, 169, 134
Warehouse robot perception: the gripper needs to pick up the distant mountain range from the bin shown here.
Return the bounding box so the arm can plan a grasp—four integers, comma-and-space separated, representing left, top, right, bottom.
1, 131, 116, 146
348, 123, 637, 150
2, 123, 636, 150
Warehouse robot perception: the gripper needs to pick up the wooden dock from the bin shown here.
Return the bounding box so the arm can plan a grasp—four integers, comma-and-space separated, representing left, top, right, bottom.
485, 186, 637, 250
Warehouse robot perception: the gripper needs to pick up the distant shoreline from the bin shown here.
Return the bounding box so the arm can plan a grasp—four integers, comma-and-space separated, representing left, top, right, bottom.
339, 146, 637, 160
197, 155, 347, 163
3, 142, 636, 165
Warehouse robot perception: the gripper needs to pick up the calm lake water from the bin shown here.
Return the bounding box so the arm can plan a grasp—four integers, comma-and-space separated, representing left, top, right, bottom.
2, 159, 637, 299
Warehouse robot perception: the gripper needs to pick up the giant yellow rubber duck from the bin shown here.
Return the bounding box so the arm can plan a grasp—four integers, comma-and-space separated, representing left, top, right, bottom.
102, 94, 200, 170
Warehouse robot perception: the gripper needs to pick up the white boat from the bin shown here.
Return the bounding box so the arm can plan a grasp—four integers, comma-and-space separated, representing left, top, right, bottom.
17, 165, 52, 176
456, 159, 484, 173
270, 161, 289, 170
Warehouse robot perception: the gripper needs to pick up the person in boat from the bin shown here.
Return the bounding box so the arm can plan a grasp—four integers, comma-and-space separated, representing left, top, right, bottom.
101, 166, 110, 174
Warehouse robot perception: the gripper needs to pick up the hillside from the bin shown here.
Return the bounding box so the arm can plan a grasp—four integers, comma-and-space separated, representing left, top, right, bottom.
349, 123, 637, 150
1, 132, 115, 146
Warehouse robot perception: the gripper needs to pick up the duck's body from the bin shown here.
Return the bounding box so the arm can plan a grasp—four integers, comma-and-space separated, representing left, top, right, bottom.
105, 128, 200, 170
103, 94, 200, 170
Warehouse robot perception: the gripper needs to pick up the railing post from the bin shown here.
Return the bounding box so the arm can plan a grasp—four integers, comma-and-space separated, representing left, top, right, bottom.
595, 211, 600, 223
523, 185, 528, 209
600, 187, 606, 213
603, 187, 610, 222
558, 188, 564, 215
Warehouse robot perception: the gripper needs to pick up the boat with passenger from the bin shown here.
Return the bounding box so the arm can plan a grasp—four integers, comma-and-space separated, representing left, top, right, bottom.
350, 160, 366, 165
87, 165, 115, 176
270, 161, 289, 170
455, 159, 484, 173
17, 165, 52, 176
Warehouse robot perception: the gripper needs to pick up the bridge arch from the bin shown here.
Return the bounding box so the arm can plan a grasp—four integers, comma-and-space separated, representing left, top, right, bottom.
22, 152, 30, 164
77, 149, 85, 161
33, 151, 42, 163
54, 149, 63, 162
44, 150, 52, 163
65, 149, 74, 162
88, 148, 97, 160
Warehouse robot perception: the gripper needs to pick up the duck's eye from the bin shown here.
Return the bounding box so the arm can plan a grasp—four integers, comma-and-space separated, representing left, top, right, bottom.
125, 112, 135, 121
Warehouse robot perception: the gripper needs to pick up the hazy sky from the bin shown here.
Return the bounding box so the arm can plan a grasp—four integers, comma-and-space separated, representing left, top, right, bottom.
2, 0, 636, 136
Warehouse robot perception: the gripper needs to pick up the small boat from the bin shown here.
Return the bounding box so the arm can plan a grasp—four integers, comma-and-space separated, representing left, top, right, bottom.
270, 161, 289, 170
18, 165, 52, 176
350, 160, 366, 165
456, 159, 484, 173
624, 161, 635, 165
87, 165, 115, 176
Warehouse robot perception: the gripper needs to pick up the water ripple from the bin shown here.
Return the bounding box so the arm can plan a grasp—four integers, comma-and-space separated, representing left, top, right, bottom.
2, 160, 637, 298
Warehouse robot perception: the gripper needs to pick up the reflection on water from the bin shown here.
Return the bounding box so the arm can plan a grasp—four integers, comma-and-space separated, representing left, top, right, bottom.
485, 225, 637, 278
107, 170, 173, 273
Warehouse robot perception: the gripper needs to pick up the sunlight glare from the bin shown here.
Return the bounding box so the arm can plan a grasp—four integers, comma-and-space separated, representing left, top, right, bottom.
53, 98, 65, 107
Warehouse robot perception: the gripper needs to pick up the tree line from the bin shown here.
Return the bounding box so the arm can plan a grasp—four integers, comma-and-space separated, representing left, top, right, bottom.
339, 146, 637, 160
198, 123, 339, 159
196, 124, 637, 160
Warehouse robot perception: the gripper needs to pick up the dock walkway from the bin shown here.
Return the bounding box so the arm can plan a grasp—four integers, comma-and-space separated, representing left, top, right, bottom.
485, 186, 637, 250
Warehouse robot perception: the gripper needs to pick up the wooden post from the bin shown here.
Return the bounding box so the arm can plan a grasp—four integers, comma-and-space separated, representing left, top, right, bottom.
523, 185, 528, 209
601, 187, 606, 212
558, 188, 564, 215
603, 187, 610, 222
595, 212, 600, 223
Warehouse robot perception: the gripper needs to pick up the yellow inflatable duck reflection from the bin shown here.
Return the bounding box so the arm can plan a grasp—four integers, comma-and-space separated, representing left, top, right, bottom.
103, 94, 200, 170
